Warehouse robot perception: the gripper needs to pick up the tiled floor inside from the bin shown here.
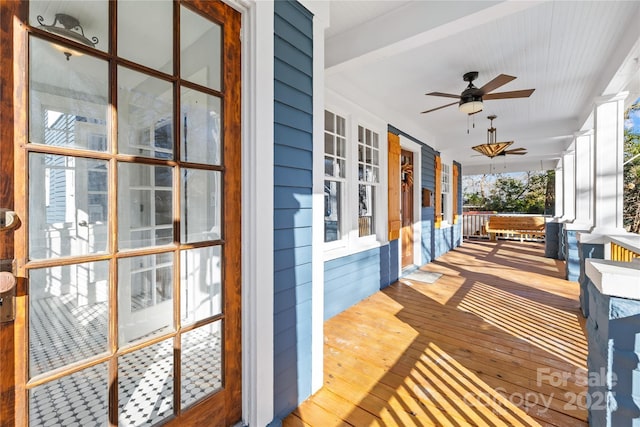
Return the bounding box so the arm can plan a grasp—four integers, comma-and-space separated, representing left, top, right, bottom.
29, 296, 222, 426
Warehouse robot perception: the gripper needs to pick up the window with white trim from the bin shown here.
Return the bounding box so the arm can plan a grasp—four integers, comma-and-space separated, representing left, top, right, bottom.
357, 125, 379, 237
324, 110, 346, 242
323, 106, 386, 254
441, 163, 450, 223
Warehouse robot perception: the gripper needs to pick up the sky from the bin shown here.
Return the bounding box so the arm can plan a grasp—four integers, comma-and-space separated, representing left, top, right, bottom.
624, 96, 640, 133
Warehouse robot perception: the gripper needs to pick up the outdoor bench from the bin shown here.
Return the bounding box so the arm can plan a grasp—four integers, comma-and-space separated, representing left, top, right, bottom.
485, 215, 546, 241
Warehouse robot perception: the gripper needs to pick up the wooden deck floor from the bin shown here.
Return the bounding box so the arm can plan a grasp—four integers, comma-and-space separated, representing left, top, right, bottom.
284, 240, 588, 427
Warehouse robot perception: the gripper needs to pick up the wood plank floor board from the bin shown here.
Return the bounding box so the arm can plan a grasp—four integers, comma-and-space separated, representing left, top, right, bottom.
334, 302, 586, 386
284, 241, 588, 426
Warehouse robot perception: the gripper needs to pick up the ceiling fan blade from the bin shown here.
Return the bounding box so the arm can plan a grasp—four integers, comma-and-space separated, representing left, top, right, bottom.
421, 101, 458, 114
479, 74, 516, 94
504, 150, 527, 155
507, 147, 527, 152
483, 89, 535, 100
425, 91, 460, 99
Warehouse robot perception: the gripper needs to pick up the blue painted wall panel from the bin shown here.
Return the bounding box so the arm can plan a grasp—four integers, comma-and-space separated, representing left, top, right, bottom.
274, 281, 313, 314
274, 167, 312, 188
274, 102, 313, 132
274, 15, 312, 56
324, 247, 385, 320
274, 264, 312, 294
273, 0, 314, 421
274, 246, 312, 271
274, 40, 313, 77
275, 0, 313, 35
274, 186, 312, 209
274, 144, 313, 169
274, 123, 313, 152
274, 60, 312, 96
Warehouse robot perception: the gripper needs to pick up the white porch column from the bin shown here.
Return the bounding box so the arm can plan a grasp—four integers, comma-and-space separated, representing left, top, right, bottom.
562, 151, 576, 221
574, 131, 593, 226
554, 166, 563, 218
592, 92, 628, 233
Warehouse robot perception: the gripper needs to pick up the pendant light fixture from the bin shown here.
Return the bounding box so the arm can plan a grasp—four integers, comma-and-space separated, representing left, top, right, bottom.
471, 115, 513, 158
37, 13, 98, 60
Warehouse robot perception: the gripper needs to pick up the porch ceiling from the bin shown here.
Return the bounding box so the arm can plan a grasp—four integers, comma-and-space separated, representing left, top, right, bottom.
322, 0, 640, 175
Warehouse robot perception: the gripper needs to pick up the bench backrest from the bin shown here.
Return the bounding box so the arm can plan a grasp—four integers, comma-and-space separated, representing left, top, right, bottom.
487, 215, 545, 231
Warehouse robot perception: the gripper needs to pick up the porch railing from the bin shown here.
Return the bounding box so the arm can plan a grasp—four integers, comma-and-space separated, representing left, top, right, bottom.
607, 235, 640, 262
462, 212, 492, 239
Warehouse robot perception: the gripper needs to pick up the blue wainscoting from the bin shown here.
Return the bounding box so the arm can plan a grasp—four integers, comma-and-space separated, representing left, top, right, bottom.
272, 0, 314, 421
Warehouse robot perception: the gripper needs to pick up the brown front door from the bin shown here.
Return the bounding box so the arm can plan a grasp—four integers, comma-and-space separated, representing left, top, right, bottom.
401, 150, 414, 268
0, 1, 241, 425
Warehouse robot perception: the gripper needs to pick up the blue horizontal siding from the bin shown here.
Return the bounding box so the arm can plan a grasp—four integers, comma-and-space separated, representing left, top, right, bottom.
274, 0, 313, 36
274, 167, 312, 188
324, 247, 387, 320
273, 1, 314, 421
274, 246, 312, 271
274, 144, 312, 169
274, 227, 312, 250
274, 186, 312, 209
274, 207, 313, 230
274, 263, 312, 294
274, 101, 313, 132
274, 59, 312, 96
274, 39, 313, 77
274, 280, 313, 313
274, 123, 313, 152
273, 15, 312, 57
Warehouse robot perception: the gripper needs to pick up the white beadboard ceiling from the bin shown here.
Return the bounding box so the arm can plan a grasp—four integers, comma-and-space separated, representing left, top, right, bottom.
323, 0, 640, 175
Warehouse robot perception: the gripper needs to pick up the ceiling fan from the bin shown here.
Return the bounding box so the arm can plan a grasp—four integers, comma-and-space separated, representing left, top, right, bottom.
472, 115, 527, 158
421, 72, 535, 115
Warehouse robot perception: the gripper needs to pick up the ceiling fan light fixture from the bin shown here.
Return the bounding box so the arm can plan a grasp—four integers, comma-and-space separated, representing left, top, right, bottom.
458, 96, 483, 114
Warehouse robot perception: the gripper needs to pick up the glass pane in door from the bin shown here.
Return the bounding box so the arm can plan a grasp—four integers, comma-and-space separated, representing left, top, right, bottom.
29, 363, 108, 426
117, 67, 174, 159
118, 339, 174, 425
181, 321, 223, 409
29, 261, 109, 377
118, 0, 173, 71
180, 6, 222, 91
181, 169, 221, 243
181, 246, 222, 325
29, 37, 108, 149
118, 163, 173, 250
180, 88, 222, 165
29, 154, 109, 259
118, 253, 174, 345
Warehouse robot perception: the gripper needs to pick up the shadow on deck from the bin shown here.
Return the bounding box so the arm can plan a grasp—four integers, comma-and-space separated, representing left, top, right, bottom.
285, 240, 588, 427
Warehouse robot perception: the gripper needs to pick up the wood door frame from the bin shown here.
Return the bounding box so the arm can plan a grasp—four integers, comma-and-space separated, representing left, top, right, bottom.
401, 149, 414, 268
399, 136, 422, 269
0, 1, 242, 425
0, 1, 23, 426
